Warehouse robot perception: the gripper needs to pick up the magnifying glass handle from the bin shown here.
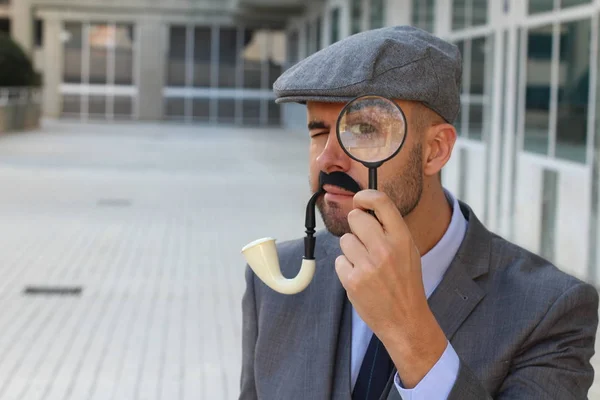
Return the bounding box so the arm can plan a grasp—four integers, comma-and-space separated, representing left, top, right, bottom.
368, 168, 377, 190
368, 167, 377, 218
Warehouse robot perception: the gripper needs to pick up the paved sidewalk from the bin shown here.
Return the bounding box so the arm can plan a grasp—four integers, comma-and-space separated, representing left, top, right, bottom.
0, 119, 598, 399
0, 120, 317, 400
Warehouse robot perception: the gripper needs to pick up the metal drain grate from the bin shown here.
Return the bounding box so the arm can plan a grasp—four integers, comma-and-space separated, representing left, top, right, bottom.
96, 198, 132, 207
23, 286, 83, 296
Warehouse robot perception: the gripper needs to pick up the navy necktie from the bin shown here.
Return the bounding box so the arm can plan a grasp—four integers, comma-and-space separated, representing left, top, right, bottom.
352, 332, 395, 400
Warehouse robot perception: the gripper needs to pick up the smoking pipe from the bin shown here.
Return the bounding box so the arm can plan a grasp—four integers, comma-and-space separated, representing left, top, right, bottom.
241, 189, 323, 294
241, 172, 360, 295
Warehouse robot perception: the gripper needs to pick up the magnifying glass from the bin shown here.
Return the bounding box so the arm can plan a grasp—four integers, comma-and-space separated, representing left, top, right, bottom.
336, 95, 407, 211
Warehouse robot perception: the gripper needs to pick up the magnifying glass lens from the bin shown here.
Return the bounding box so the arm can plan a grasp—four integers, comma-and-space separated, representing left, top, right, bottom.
337, 96, 406, 164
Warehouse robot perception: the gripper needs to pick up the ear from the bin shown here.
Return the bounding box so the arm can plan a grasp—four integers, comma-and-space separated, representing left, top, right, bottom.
423, 124, 457, 178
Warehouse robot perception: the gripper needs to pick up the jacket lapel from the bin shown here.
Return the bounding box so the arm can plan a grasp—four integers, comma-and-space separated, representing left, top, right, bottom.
428, 202, 490, 340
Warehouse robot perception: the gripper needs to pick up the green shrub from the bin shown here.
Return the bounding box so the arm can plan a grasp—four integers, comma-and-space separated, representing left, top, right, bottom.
0, 33, 41, 87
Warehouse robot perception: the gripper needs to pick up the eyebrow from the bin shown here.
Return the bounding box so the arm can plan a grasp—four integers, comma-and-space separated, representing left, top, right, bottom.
308, 121, 330, 131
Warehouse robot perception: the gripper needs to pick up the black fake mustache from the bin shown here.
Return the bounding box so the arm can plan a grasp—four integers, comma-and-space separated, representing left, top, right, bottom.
319, 171, 362, 194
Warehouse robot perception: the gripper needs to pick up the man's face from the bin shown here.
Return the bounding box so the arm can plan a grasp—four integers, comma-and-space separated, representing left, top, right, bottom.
307, 100, 424, 237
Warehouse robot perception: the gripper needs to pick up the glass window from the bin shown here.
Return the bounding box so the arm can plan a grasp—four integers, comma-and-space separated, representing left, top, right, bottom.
370, 0, 385, 29
330, 8, 340, 44
88, 24, 110, 85
287, 30, 299, 66
61, 94, 80, 115
218, 27, 237, 88
411, 0, 435, 33
113, 96, 133, 117
268, 101, 281, 125
305, 21, 312, 56
561, 0, 591, 9
452, 0, 487, 30
243, 99, 261, 125
524, 25, 552, 156
315, 18, 322, 51
161, 23, 285, 126
63, 22, 83, 84
529, 0, 554, 14
167, 26, 186, 87
472, 0, 488, 26
0, 18, 9, 34
470, 37, 488, 95
34, 19, 43, 47
88, 95, 106, 116
469, 103, 485, 140
351, 0, 362, 35
218, 99, 236, 123
165, 97, 185, 119
267, 30, 286, 88
452, 0, 467, 30
192, 98, 210, 121
242, 29, 264, 89
454, 35, 493, 141
193, 27, 212, 87
556, 19, 591, 163
114, 24, 134, 85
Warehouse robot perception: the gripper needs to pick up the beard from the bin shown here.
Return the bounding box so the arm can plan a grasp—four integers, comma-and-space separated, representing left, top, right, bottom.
314, 143, 424, 237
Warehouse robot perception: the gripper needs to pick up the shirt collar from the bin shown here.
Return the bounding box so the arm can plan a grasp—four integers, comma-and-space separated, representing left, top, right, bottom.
421, 189, 468, 298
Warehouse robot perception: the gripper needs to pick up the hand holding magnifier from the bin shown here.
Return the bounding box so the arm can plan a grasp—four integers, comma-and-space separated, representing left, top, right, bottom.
336, 95, 407, 216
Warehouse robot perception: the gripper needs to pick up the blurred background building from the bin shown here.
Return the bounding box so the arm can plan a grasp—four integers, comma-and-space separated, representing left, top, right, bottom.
4, 0, 600, 288
2, 0, 288, 125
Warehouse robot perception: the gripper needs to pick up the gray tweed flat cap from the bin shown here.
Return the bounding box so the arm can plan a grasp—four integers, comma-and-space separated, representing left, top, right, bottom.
273, 25, 462, 123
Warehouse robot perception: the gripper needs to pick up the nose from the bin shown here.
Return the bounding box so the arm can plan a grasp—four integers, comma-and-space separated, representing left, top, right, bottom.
316, 130, 352, 174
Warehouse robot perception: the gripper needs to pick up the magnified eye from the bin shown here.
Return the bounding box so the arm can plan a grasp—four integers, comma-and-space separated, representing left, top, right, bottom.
350, 123, 377, 136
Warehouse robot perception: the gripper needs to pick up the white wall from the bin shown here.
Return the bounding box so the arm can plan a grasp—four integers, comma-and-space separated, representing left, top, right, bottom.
462, 144, 487, 220
513, 153, 591, 281
441, 140, 461, 196
513, 155, 544, 254
555, 166, 590, 280
443, 141, 487, 221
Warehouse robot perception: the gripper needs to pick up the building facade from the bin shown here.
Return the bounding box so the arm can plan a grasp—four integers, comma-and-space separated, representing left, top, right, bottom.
3, 0, 290, 125
4, 0, 600, 288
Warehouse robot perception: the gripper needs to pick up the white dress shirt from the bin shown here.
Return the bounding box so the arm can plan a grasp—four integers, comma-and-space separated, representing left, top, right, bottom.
350, 189, 468, 399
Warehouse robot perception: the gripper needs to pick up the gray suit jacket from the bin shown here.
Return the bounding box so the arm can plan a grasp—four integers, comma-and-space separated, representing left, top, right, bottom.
239, 202, 599, 399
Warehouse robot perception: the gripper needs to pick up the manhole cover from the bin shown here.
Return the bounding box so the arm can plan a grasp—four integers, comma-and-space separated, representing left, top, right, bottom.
96, 198, 132, 207
23, 286, 83, 296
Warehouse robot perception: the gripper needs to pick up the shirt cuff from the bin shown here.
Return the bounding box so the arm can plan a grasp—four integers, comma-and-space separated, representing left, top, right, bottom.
393, 341, 459, 400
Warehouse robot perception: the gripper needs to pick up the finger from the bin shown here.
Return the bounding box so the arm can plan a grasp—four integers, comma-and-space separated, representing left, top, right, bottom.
334, 254, 354, 289
339, 233, 372, 269
346, 208, 385, 251
353, 189, 409, 238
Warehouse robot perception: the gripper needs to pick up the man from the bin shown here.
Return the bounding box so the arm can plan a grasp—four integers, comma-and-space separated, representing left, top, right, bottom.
239, 26, 599, 399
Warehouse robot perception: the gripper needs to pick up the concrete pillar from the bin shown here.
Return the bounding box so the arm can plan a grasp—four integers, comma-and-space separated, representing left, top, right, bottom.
361, 0, 370, 31
137, 16, 166, 120
11, 0, 33, 55
42, 14, 63, 118
339, 0, 351, 39
385, 0, 411, 27
435, 0, 452, 37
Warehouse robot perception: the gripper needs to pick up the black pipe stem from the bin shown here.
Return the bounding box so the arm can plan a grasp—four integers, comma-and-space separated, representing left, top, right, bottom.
368, 167, 377, 217
304, 189, 324, 260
